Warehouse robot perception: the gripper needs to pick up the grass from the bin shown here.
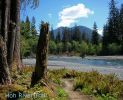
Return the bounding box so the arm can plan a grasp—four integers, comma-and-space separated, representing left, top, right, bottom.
56, 87, 68, 100
0, 67, 68, 100
0, 67, 123, 100
73, 70, 123, 100
48, 69, 123, 100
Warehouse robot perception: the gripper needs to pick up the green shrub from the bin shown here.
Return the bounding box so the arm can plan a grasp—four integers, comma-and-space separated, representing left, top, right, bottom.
57, 42, 63, 54
80, 41, 88, 57
107, 43, 121, 55
88, 43, 96, 55
67, 42, 72, 52
71, 41, 80, 52
49, 40, 57, 54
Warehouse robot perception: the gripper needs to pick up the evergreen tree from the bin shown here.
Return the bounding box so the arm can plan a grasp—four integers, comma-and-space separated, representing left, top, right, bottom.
82, 31, 88, 42
50, 27, 55, 41
62, 28, 69, 42
119, 4, 123, 42
69, 29, 72, 42
20, 21, 26, 35
76, 27, 81, 42
72, 24, 77, 41
26, 16, 30, 24
108, 0, 119, 43
67, 29, 71, 42
26, 16, 30, 26
31, 16, 37, 36
72, 25, 81, 42
91, 22, 99, 45
115, 8, 120, 43
25, 16, 31, 37
56, 29, 61, 43
102, 24, 109, 54
119, 4, 123, 53
62, 27, 69, 52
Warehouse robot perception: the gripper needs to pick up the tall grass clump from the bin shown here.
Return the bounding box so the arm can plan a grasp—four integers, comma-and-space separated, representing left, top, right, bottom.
74, 70, 123, 99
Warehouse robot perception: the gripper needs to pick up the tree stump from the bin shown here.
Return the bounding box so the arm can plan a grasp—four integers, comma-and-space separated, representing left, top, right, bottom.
31, 22, 49, 86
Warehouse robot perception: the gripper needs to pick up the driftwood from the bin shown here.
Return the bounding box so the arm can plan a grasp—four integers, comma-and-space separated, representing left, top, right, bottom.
31, 22, 49, 86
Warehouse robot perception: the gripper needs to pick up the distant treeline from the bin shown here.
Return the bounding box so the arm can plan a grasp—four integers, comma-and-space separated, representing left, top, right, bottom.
20, 0, 123, 57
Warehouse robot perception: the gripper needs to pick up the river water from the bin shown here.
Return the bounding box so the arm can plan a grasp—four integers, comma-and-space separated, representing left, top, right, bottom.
48, 56, 123, 68
23, 56, 123, 80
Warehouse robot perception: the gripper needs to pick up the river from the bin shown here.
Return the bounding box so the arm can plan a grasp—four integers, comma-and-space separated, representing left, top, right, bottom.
23, 56, 123, 80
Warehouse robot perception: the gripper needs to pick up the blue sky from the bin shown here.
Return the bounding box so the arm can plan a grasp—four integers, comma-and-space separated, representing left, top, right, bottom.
21, 0, 123, 35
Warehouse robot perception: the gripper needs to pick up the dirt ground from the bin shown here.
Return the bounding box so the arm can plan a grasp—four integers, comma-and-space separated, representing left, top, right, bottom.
61, 79, 93, 100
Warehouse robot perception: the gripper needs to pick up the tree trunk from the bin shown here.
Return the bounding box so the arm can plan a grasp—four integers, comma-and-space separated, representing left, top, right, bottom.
1, 0, 10, 40
31, 22, 49, 87
7, 0, 21, 70
13, 0, 21, 70
7, 0, 16, 68
0, 0, 11, 84
0, 35, 11, 84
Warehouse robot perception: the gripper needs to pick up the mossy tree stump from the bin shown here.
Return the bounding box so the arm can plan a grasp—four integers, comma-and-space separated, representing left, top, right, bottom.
31, 22, 49, 87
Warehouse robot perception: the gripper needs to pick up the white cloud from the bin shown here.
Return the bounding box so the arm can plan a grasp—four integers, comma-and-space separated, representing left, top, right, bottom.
98, 29, 103, 36
57, 3, 94, 27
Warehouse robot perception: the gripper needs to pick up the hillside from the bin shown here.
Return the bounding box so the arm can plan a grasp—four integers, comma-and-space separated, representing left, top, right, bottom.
53, 26, 93, 40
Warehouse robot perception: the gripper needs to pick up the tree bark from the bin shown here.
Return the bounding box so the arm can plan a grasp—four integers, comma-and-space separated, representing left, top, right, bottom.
7, 0, 16, 68
1, 0, 10, 40
0, 0, 11, 84
0, 35, 11, 84
7, 0, 21, 70
31, 22, 49, 87
13, 0, 21, 70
